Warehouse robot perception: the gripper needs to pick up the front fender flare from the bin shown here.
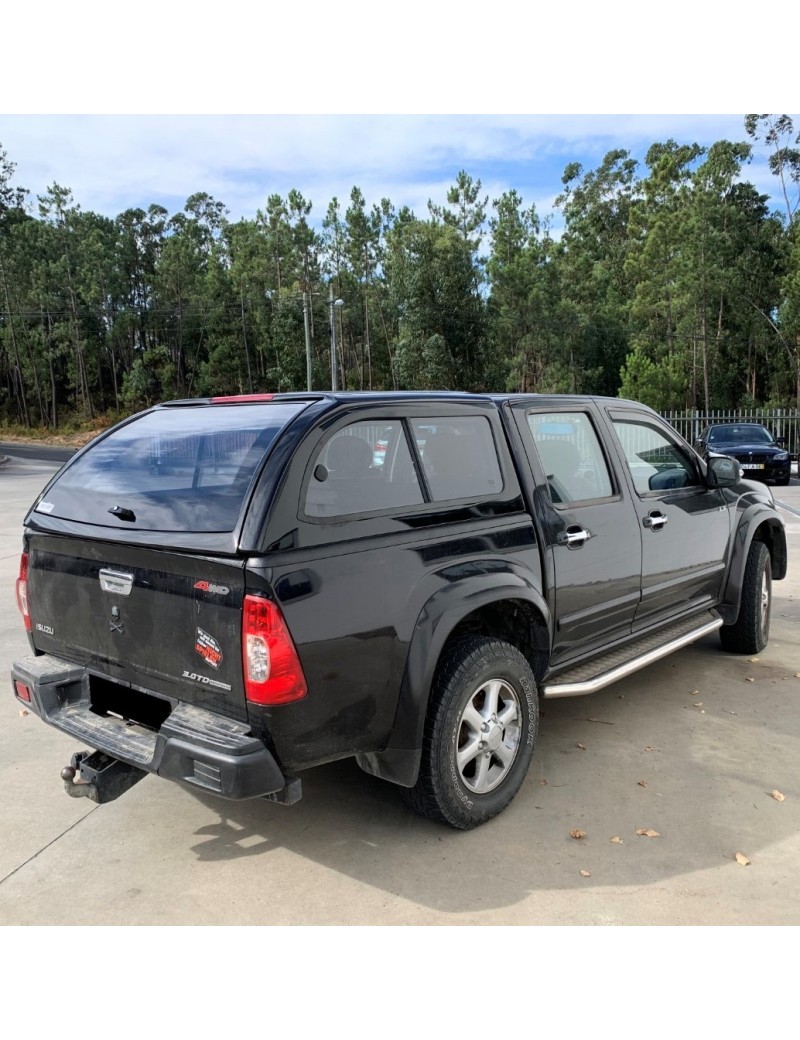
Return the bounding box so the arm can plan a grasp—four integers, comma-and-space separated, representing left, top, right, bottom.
718, 502, 787, 624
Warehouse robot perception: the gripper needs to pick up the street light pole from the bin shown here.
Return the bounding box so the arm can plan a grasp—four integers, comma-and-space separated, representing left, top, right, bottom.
329, 283, 338, 391
302, 292, 312, 392
329, 284, 344, 391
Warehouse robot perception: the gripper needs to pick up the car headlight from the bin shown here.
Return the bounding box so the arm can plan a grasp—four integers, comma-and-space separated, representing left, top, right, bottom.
774, 451, 789, 461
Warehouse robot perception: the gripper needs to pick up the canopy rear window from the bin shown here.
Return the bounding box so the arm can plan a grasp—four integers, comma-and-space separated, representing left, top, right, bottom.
38, 403, 306, 533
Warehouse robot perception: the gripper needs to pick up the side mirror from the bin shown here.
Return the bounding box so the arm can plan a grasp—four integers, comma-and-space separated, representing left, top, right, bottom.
706, 455, 738, 488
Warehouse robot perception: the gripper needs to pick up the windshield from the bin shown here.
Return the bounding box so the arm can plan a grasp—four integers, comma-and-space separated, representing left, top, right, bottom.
707, 425, 773, 446
38, 402, 306, 532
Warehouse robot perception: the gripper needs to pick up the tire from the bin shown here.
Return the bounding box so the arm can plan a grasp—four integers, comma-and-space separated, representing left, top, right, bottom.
776, 476, 790, 487
403, 636, 538, 829
720, 540, 772, 655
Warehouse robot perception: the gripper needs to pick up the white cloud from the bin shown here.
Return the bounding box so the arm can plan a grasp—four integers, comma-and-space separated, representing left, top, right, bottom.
1, 114, 795, 225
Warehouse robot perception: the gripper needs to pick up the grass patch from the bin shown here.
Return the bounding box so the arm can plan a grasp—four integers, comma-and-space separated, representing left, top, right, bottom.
0, 413, 119, 447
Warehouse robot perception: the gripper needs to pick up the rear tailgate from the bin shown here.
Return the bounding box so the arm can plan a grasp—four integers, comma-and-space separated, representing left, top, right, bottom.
26, 534, 249, 720
19, 398, 317, 723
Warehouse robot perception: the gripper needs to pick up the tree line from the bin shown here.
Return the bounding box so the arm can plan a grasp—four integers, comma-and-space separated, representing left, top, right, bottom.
1, 114, 799, 430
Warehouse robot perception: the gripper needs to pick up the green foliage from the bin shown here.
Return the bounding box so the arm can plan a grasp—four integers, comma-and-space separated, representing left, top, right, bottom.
387, 218, 489, 390
121, 347, 174, 410
619, 348, 687, 410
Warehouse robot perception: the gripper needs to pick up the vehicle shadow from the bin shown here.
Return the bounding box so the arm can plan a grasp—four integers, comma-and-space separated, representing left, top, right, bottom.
180, 624, 800, 917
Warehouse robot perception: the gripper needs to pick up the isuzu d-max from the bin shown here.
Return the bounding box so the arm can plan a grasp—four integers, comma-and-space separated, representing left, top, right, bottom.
12, 392, 787, 828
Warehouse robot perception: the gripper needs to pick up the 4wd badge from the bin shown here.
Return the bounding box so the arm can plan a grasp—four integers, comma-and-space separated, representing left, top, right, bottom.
195, 628, 223, 670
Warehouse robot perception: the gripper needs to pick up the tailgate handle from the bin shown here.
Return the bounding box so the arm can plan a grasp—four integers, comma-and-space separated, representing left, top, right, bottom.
99, 569, 134, 595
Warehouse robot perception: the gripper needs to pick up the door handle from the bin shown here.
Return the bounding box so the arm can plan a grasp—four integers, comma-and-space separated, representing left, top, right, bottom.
557, 526, 591, 548
642, 511, 668, 531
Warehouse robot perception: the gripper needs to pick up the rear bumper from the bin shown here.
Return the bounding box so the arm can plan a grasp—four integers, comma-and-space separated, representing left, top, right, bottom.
12, 653, 292, 801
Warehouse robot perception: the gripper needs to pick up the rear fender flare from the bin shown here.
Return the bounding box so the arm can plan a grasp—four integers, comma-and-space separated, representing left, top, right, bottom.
389, 570, 550, 757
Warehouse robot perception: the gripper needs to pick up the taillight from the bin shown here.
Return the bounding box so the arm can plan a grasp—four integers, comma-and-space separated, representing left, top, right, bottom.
16, 553, 31, 632
242, 595, 307, 705
14, 680, 31, 703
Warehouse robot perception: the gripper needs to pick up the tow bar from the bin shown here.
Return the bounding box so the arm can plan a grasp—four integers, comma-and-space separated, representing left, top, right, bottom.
61, 750, 146, 804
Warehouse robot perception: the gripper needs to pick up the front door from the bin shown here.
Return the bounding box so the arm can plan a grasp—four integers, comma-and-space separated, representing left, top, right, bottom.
604, 409, 731, 631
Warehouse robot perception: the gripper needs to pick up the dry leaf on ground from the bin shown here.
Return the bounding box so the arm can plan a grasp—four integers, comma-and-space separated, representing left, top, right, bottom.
771, 790, 786, 802
735, 852, 750, 866
580, 870, 591, 877
644, 746, 657, 752
694, 702, 703, 707
570, 829, 587, 840
18, 709, 29, 717
538, 778, 548, 786
609, 836, 623, 844
749, 658, 759, 663
638, 780, 648, 788
746, 677, 755, 683
636, 828, 660, 838
577, 742, 586, 750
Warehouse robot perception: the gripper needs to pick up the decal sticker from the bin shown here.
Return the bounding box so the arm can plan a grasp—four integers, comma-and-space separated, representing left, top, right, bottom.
36, 500, 55, 514
181, 670, 232, 692
35, 622, 54, 636
195, 628, 223, 670
110, 606, 125, 634
194, 581, 230, 596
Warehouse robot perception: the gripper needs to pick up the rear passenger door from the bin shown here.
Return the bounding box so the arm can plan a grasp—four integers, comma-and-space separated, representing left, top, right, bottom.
511, 403, 642, 666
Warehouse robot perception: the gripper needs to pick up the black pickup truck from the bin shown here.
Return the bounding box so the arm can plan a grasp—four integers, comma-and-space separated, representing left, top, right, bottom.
12, 392, 788, 828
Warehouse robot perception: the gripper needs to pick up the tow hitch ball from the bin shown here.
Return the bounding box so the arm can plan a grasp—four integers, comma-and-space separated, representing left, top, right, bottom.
61, 750, 146, 804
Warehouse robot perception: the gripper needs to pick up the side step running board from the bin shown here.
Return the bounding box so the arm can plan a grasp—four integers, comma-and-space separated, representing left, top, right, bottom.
542, 614, 723, 698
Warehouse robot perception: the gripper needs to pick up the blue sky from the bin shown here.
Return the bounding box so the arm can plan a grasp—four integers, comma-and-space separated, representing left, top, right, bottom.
0, 114, 794, 233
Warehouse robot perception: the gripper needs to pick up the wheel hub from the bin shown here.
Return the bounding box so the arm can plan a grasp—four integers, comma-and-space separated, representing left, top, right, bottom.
483, 722, 504, 751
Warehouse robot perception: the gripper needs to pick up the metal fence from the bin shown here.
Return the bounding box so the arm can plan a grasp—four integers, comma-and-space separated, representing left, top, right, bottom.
662, 409, 800, 458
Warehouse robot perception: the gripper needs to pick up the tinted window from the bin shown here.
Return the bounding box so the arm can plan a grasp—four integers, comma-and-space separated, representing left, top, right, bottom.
528, 412, 613, 504
612, 416, 699, 495
305, 421, 424, 518
410, 416, 503, 501
39, 403, 306, 532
